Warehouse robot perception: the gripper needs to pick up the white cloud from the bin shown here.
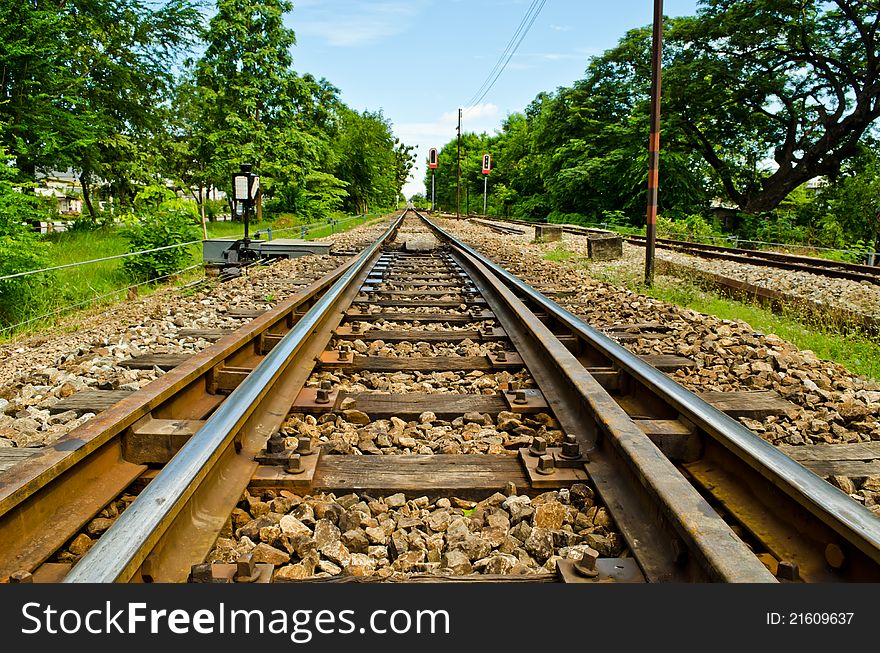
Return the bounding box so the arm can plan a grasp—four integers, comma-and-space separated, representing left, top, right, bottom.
395, 104, 502, 199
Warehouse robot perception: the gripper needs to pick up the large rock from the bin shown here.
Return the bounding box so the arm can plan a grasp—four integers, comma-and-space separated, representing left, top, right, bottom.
342, 528, 370, 554
456, 533, 492, 561
427, 510, 451, 532
68, 533, 93, 556
509, 521, 532, 543
279, 515, 312, 538
440, 549, 473, 574
524, 527, 554, 561
274, 564, 311, 581
533, 500, 567, 530
365, 526, 387, 545
343, 409, 371, 425
313, 519, 341, 549
283, 534, 317, 559
250, 542, 290, 566
385, 493, 407, 508
445, 517, 471, 544
319, 540, 352, 567
392, 549, 427, 572
477, 553, 518, 575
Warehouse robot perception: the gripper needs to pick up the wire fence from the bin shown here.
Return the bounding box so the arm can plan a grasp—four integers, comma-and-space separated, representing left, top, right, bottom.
1, 211, 378, 283
0, 263, 202, 334
0, 210, 384, 337
0, 240, 203, 283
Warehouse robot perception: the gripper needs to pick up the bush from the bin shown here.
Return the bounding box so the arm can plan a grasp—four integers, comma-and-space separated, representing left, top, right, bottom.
0, 166, 55, 326
656, 213, 722, 243
122, 209, 200, 281
513, 194, 551, 222
0, 230, 52, 326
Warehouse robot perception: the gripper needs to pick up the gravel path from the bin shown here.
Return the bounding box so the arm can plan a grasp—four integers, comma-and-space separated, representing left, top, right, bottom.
0, 219, 393, 449
439, 218, 880, 513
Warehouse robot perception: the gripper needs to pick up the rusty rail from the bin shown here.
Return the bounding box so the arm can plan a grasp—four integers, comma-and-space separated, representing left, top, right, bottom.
421, 211, 880, 582
64, 213, 405, 582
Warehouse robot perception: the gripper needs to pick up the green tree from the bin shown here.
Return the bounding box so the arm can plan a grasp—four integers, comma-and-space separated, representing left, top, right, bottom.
667, 0, 880, 213
0, 0, 200, 216
194, 0, 299, 204
333, 108, 402, 213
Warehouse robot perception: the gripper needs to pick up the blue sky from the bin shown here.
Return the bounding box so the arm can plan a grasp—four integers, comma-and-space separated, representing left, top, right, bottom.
285, 1, 702, 198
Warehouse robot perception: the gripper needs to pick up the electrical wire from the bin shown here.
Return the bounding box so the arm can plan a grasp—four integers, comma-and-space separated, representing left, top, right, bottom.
463, 0, 549, 111
463, 0, 542, 108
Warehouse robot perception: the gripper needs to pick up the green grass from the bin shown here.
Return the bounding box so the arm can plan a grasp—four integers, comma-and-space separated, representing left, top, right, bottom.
542, 244, 579, 262
1, 210, 389, 339
591, 265, 880, 382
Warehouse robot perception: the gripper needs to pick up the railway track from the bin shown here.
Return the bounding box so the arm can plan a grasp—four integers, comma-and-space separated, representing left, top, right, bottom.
1, 209, 878, 584
489, 217, 880, 284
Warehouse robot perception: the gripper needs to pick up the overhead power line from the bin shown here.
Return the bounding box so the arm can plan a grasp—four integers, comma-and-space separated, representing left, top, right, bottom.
462, 0, 549, 110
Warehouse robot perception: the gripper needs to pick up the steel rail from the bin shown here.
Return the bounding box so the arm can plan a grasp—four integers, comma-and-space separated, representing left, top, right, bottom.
486, 216, 880, 281
623, 234, 880, 277
64, 212, 406, 583
447, 241, 775, 582
623, 235, 880, 285
0, 252, 361, 582
421, 211, 880, 579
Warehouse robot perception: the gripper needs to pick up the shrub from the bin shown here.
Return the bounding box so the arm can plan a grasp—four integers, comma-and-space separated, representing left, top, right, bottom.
0, 230, 52, 326
657, 213, 721, 243
0, 165, 55, 326
122, 209, 200, 281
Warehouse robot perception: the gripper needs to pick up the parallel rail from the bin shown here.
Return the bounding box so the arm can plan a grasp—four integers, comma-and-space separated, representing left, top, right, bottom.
0, 214, 400, 582
1, 209, 876, 584
423, 211, 880, 582
484, 216, 880, 284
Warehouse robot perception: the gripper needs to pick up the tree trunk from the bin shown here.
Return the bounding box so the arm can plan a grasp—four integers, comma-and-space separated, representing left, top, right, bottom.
80, 172, 97, 220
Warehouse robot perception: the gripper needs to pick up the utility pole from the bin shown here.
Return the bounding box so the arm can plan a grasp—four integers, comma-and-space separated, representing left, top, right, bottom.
644, 0, 663, 286
456, 108, 462, 218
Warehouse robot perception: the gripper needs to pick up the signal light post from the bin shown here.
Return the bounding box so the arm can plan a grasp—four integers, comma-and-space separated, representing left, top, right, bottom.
428, 147, 439, 211
481, 153, 491, 215
232, 163, 260, 260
